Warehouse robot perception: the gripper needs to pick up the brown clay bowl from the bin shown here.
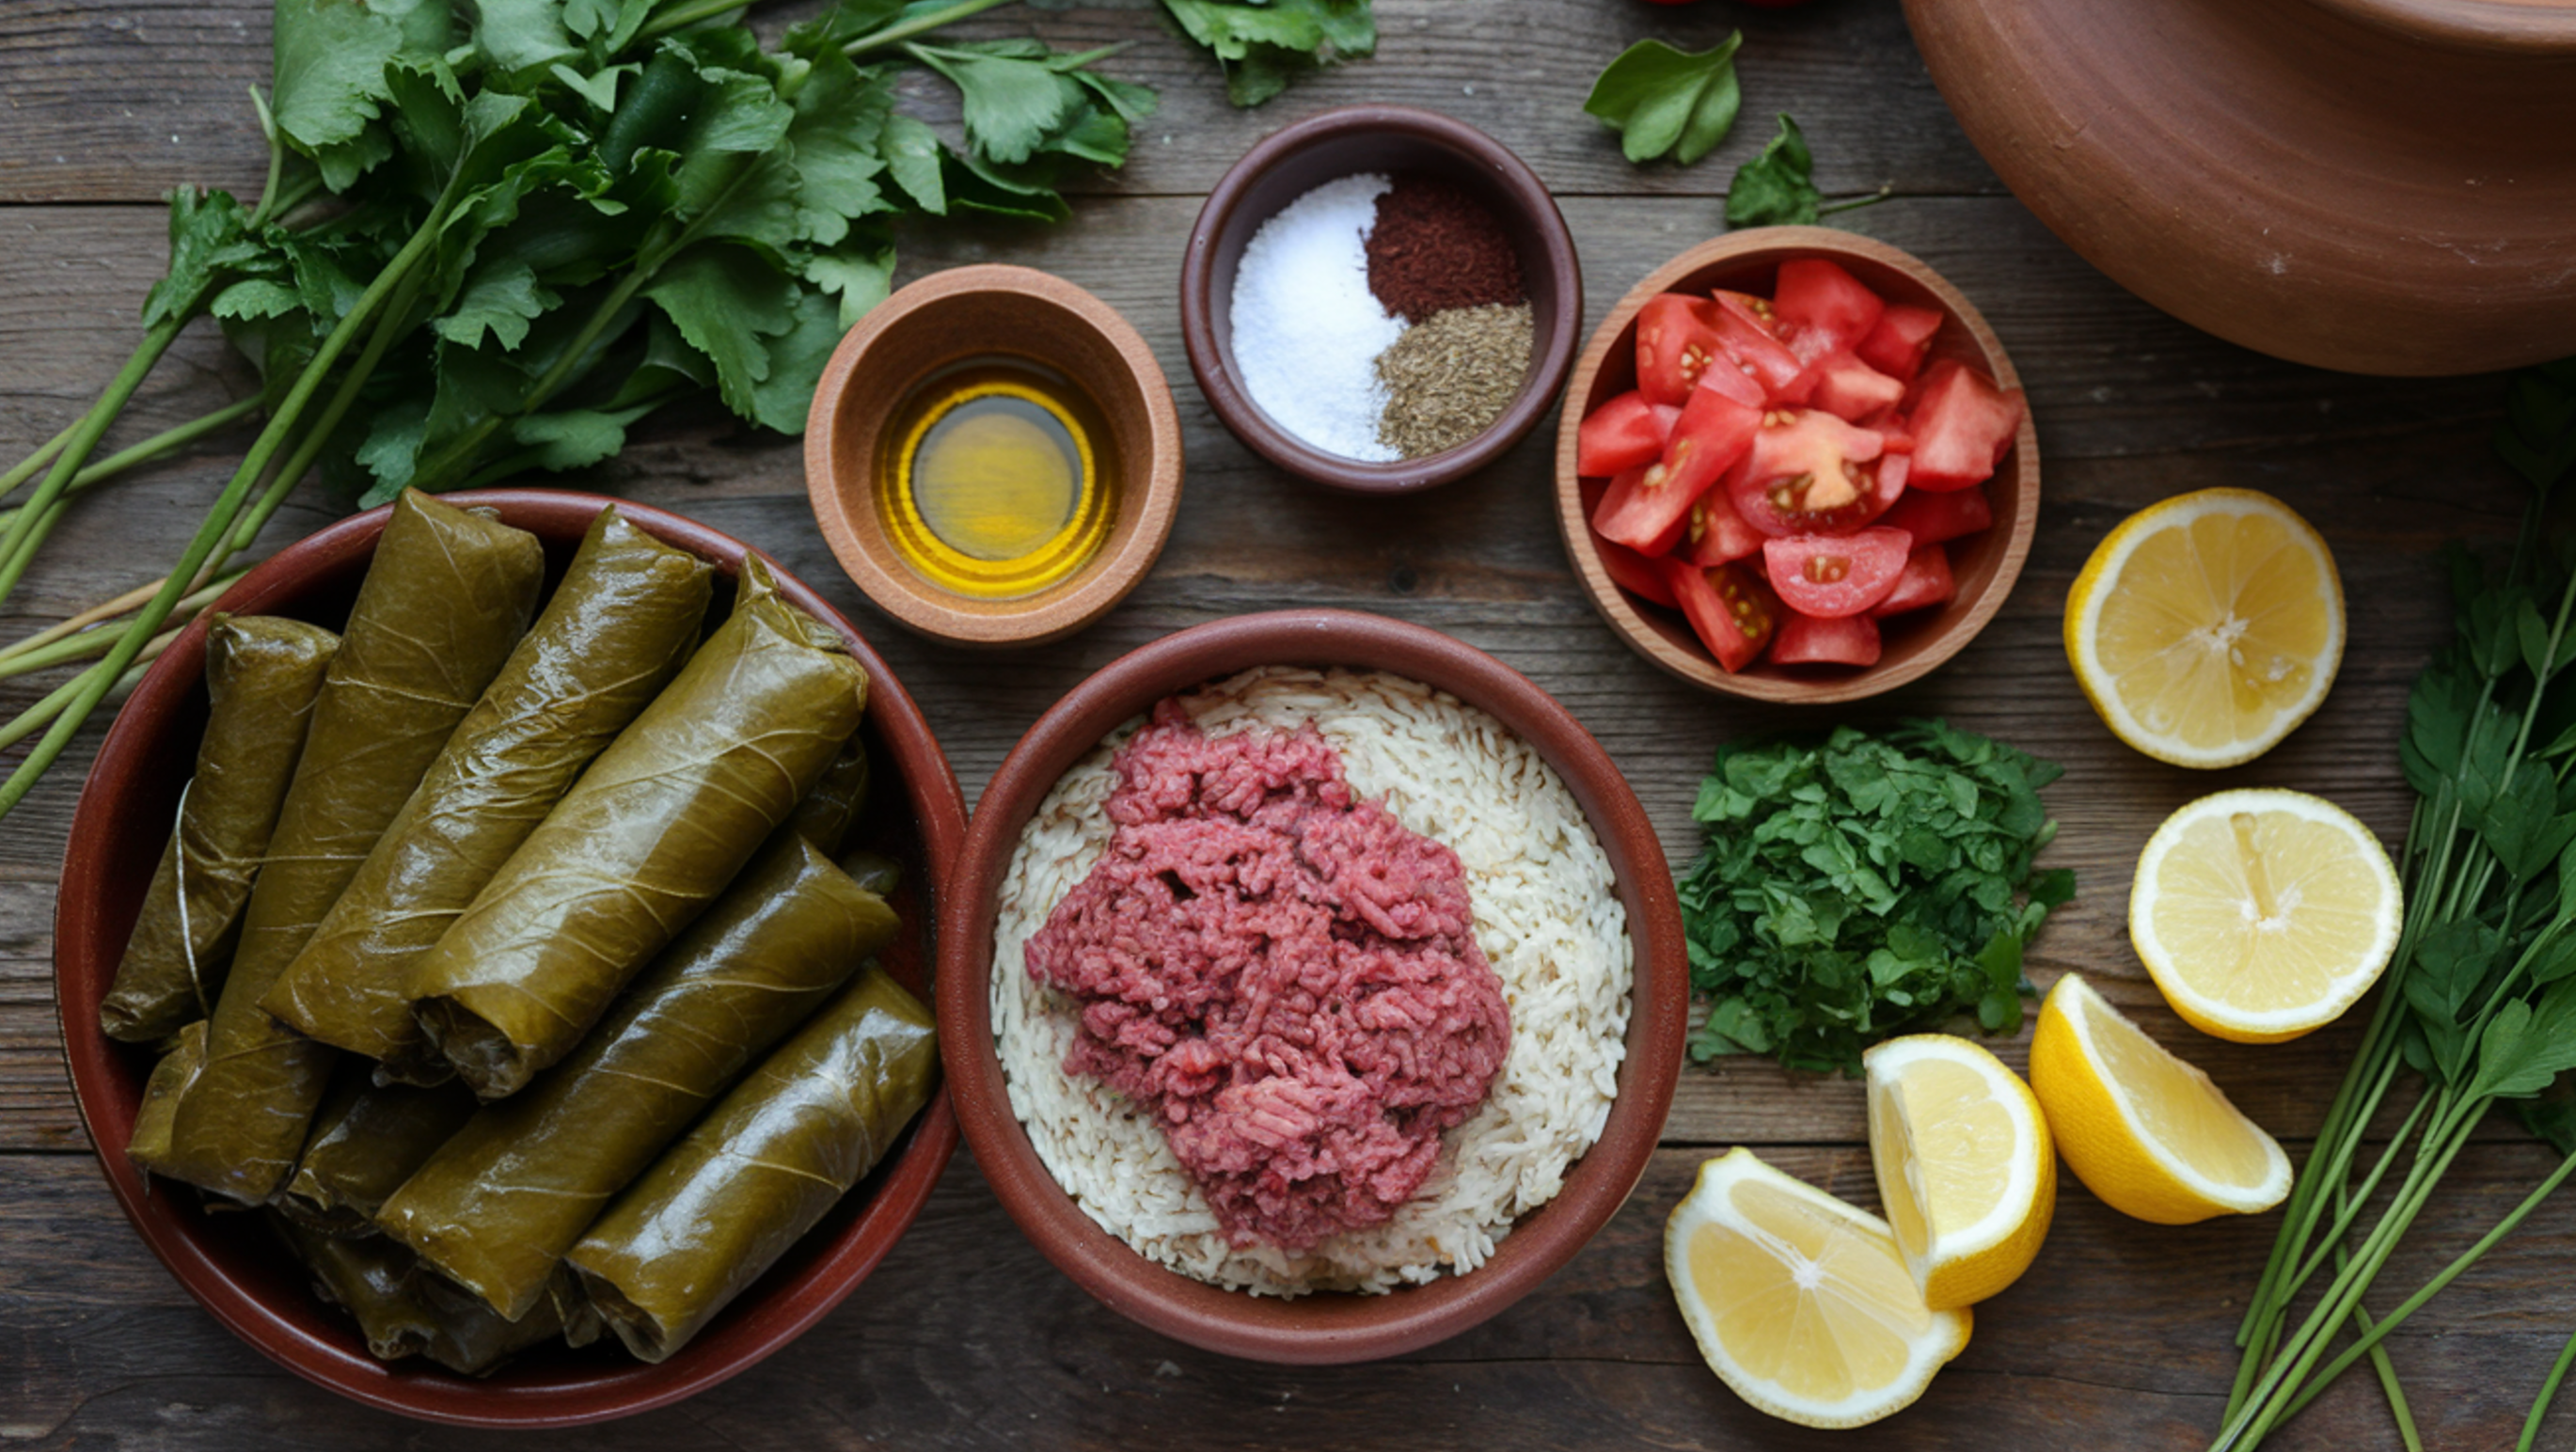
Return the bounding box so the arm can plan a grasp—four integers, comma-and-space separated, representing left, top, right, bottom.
54, 490, 966, 1428
1179, 104, 1583, 495
938, 609, 1686, 1364
805, 264, 1183, 647
1906, 0, 2576, 374
1555, 228, 2039, 704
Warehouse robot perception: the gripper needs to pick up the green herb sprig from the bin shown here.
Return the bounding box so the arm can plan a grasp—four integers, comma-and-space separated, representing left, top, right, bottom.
1725, 114, 1889, 229
1583, 35, 1743, 167
2215, 357, 2576, 1451
1678, 720, 2074, 1076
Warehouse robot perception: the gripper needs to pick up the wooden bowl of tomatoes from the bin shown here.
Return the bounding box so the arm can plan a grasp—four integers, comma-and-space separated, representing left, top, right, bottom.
1553, 226, 2038, 702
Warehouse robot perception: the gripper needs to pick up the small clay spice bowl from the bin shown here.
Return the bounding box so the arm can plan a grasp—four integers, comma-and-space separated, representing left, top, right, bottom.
806, 264, 1183, 648
1180, 105, 1582, 496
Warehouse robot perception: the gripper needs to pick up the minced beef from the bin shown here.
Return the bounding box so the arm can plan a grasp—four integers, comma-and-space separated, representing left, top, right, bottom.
1024, 703, 1511, 1251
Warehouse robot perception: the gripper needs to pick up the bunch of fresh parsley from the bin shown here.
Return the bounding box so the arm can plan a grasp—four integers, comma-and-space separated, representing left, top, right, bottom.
1678, 720, 2074, 1075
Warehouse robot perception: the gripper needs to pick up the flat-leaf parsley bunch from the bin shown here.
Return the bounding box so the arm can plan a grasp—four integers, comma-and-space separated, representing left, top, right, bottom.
1680, 720, 2075, 1075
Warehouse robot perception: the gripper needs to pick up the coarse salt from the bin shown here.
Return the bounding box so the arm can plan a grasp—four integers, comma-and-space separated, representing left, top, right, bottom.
1228, 173, 1405, 463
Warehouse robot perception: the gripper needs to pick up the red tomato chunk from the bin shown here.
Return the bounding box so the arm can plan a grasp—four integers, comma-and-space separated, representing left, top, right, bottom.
1906, 359, 2025, 492
1762, 527, 1912, 618
1869, 544, 1955, 617
1575, 390, 1680, 477
1772, 609, 1883, 667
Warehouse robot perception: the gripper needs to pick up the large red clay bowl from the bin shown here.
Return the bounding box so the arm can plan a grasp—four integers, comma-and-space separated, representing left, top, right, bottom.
938, 608, 1685, 1364
54, 490, 966, 1428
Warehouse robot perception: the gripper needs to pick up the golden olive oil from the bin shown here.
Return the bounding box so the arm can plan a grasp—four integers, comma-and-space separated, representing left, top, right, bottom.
876, 359, 1118, 599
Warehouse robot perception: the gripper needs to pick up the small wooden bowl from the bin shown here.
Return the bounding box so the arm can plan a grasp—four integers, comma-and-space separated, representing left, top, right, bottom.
1179, 104, 1583, 495
805, 265, 1183, 647
938, 609, 1686, 1364
54, 491, 966, 1428
1555, 228, 2040, 704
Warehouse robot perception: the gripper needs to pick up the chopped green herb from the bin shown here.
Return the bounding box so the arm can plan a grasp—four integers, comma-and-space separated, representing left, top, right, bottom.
1725, 113, 1820, 227
1678, 719, 2074, 1075
1583, 35, 1743, 167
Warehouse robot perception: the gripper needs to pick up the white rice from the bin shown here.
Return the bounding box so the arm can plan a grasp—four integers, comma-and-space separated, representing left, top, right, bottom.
989, 666, 1633, 1296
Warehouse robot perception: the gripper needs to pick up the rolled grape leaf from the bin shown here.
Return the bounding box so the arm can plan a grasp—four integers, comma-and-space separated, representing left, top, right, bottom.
263, 508, 715, 1072
100, 615, 340, 1044
275, 1217, 570, 1374
125, 1019, 208, 1172
377, 838, 897, 1319
839, 850, 903, 898
410, 557, 869, 1099
130, 492, 545, 1204
279, 1070, 479, 1238
563, 965, 937, 1364
775, 734, 870, 858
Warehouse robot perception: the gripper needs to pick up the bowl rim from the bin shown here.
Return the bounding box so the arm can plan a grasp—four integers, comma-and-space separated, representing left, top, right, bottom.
803, 262, 1185, 648
1179, 103, 1584, 496
1551, 225, 2041, 704
53, 488, 968, 1428
935, 608, 1685, 1364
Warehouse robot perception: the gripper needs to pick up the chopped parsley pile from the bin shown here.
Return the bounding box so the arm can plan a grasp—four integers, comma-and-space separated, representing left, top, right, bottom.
1679, 720, 2074, 1075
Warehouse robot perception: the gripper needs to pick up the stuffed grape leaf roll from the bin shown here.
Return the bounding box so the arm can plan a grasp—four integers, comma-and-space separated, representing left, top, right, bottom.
263, 508, 714, 1072
562, 965, 937, 1363
280, 1072, 479, 1238
409, 557, 869, 1100
378, 838, 898, 1319
129, 492, 545, 1203
100, 615, 339, 1044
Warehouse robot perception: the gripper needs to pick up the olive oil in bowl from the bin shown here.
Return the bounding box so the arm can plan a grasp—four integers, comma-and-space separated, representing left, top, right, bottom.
875, 360, 1119, 599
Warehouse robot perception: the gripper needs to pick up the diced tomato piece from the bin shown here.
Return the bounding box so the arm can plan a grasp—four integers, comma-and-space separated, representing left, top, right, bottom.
1664, 558, 1779, 673
1656, 382, 1762, 498
1857, 304, 1944, 381
1591, 465, 1689, 556
1635, 294, 1726, 406
1771, 610, 1883, 668
1857, 404, 1916, 454
1869, 544, 1955, 617
1807, 352, 1906, 423
1772, 259, 1888, 364
1762, 527, 1913, 618
1906, 360, 2025, 491
1726, 409, 1889, 535
1708, 291, 1809, 402
1576, 390, 1682, 477
1684, 487, 1765, 567
1878, 483, 1990, 546
1595, 536, 1678, 608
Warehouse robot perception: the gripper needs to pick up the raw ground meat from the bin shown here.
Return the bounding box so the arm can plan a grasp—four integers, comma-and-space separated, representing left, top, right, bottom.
1024, 702, 1512, 1250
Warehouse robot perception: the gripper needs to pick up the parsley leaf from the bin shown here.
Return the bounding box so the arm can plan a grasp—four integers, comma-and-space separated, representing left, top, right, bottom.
1679, 720, 2071, 1075
1583, 35, 1743, 167
1159, 0, 1375, 107
1725, 113, 1821, 228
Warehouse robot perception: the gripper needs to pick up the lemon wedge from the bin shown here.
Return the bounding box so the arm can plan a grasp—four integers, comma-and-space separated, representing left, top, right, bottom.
1665, 1147, 1971, 1428
2029, 972, 2291, 1224
1864, 1034, 2056, 1310
2131, 788, 2401, 1043
2063, 487, 2343, 767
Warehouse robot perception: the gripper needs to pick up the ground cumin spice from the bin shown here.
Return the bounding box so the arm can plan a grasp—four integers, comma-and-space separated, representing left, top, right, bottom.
1374, 302, 1535, 459
1365, 173, 1524, 323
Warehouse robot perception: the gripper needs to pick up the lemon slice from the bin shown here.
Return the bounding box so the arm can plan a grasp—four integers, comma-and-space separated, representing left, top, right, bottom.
1863, 1034, 2056, 1310
2131, 788, 2401, 1043
2029, 972, 2291, 1224
2063, 487, 2344, 767
1665, 1147, 1971, 1428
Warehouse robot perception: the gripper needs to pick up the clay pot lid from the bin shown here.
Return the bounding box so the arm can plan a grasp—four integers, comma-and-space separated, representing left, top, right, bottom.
54, 490, 964, 1427
937, 608, 1686, 1363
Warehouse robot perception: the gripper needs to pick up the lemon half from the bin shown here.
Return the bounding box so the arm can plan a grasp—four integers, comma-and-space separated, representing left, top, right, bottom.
1864, 1034, 2057, 1310
2064, 487, 2343, 768
1665, 1147, 1972, 1428
2029, 973, 2291, 1224
2131, 788, 2401, 1043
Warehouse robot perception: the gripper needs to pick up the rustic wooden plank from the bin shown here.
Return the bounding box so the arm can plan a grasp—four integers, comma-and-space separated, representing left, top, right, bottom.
0, 0, 1997, 207
6, 1144, 2572, 1447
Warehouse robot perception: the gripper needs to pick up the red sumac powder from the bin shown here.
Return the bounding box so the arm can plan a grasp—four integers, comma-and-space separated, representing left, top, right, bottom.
1365, 172, 1525, 323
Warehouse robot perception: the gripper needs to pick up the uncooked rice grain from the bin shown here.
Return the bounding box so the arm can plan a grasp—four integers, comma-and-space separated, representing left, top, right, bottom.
990, 667, 1632, 1296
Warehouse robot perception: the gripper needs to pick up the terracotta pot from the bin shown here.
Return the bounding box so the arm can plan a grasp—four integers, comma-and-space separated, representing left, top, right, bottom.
1906, 0, 2576, 375
54, 491, 965, 1427
938, 609, 1686, 1363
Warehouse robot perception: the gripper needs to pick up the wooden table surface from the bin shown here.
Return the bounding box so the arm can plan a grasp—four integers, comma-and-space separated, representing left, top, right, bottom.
4, 1, 2568, 1446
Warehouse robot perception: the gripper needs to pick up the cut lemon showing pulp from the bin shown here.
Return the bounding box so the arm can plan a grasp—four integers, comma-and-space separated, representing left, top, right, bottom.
2029, 973, 2291, 1224
2064, 487, 2343, 768
1863, 1035, 2056, 1311
1665, 1147, 1971, 1428
2131, 788, 2400, 1044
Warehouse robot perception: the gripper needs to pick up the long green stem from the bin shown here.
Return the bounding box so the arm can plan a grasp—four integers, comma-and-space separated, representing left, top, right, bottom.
2273, 1081, 2434, 1314
0, 573, 243, 681
2519, 1319, 2576, 1452
0, 316, 188, 613
0, 634, 173, 753
0, 194, 450, 818
0, 422, 76, 502
0, 395, 264, 529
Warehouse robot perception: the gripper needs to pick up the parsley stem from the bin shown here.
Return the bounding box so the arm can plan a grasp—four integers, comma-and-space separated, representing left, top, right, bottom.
0, 314, 188, 614
2518, 1318, 2576, 1452
0, 572, 243, 682
0, 422, 75, 502
2272, 1077, 2431, 1315
0, 395, 261, 544
0, 633, 173, 753
841, 0, 1020, 57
